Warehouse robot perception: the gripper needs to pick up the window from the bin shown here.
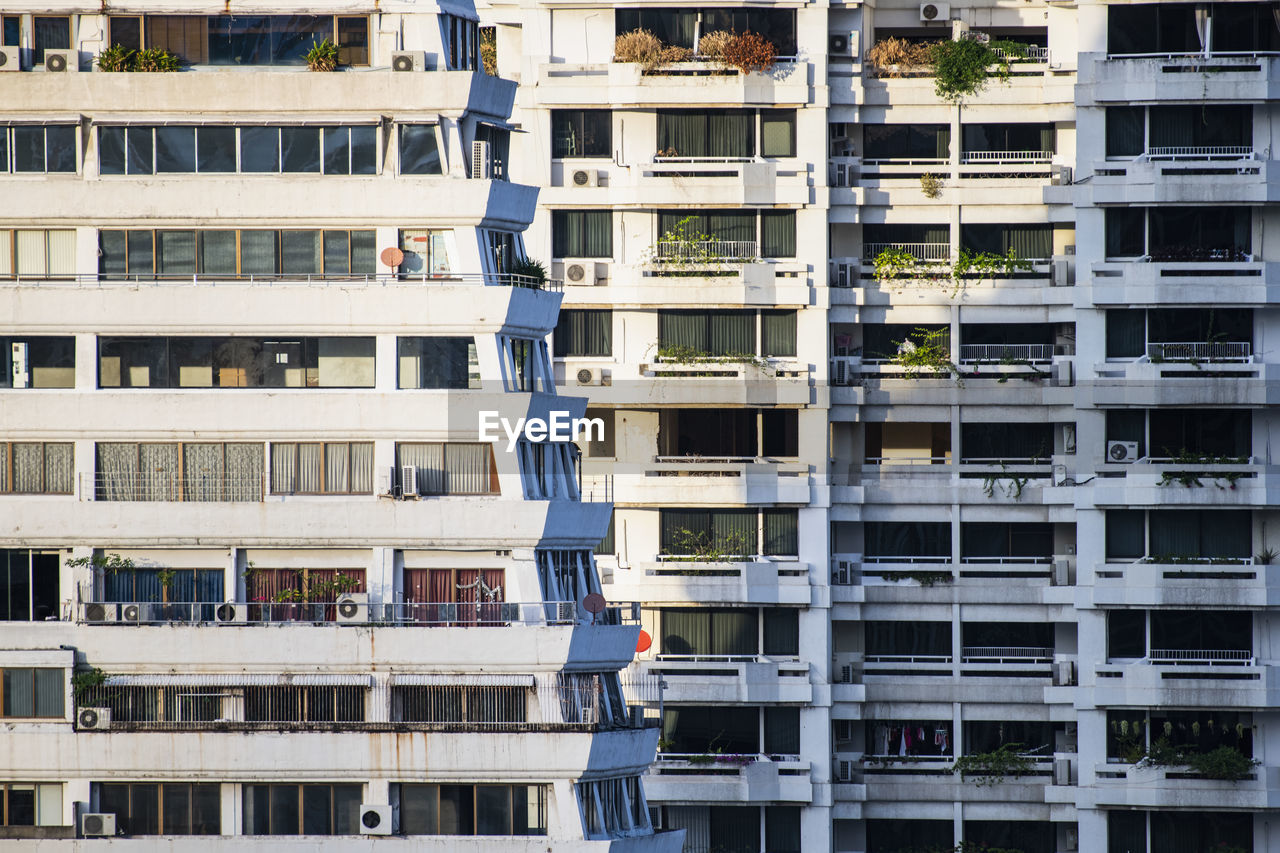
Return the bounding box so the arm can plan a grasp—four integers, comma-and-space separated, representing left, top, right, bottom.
243, 784, 362, 835
2, 16, 19, 47
864, 124, 950, 160
244, 568, 366, 618
0, 550, 59, 622
3, 126, 75, 174
536, 550, 602, 604
959, 223, 1052, 260
103, 566, 223, 606
656, 210, 794, 258
554, 310, 612, 357
336, 17, 369, 65
396, 443, 497, 495
864, 521, 952, 559
499, 336, 552, 393
659, 508, 798, 557
440, 14, 480, 70
99, 230, 375, 280
552, 110, 611, 158
396, 337, 478, 389
657, 110, 755, 158
109, 16, 142, 50
866, 621, 952, 657
657, 309, 796, 358
577, 777, 649, 838
658, 409, 797, 458
551, 211, 612, 258
0, 668, 63, 717
0, 783, 61, 827
1105, 207, 1252, 261
1108, 810, 1254, 853
960, 422, 1053, 462
244, 686, 365, 723
98, 336, 375, 387
208, 16, 347, 65
399, 125, 443, 175
1105, 509, 1252, 561
270, 443, 374, 494
394, 685, 525, 724
867, 819, 954, 853
398, 229, 452, 277
400, 784, 547, 835
0, 442, 73, 494
963, 821, 1054, 853
32, 16, 69, 64
961, 523, 1053, 561
95, 442, 265, 502
100, 126, 376, 176
0, 336, 74, 386
962, 123, 1055, 156
761, 110, 796, 158
615, 8, 796, 53
98, 783, 219, 835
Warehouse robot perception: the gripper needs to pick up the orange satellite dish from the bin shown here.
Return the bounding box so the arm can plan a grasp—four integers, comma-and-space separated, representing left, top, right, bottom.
380, 247, 405, 267
636, 630, 652, 654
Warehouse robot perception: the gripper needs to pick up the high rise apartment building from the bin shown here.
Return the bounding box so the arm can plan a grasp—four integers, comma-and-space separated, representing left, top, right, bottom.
478, 0, 1280, 851
0, 3, 681, 850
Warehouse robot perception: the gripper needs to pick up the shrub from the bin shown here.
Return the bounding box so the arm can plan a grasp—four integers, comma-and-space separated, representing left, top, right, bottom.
930, 37, 1026, 101
304, 38, 339, 72
96, 44, 135, 72
479, 27, 497, 76
133, 47, 180, 72
614, 28, 664, 70
509, 257, 548, 285
698, 30, 733, 58
719, 30, 775, 73
866, 37, 933, 77
659, 45, 693, 64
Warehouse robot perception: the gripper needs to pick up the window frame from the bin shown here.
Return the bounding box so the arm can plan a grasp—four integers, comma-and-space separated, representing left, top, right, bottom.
0, 782, 61, 827
551, 109, 612, 159
4, 126, 77, 175
551, 210, 613, 259
97, 782, 220, 835
0, 667, 64, 718
98, 231, 376, 281
0, 442, 74, 494
242, 783, 363, 835
269, 441, 374, 495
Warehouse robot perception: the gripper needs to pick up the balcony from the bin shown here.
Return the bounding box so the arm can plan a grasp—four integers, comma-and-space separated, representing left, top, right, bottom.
562, 262, 809, 307
534, 60, 813, 107
1090, 461, 1275, 508
1087, 358, 1277, 407
632, 160, 808, 207
1090, 657, 1280, 709
605, 560, 812, 606
1079, 53, 1280, 105
645, 754, 812, 803
639, 657, 811, 704
609, 460, 813, 506
1089, 560, 1280, 609
861, 756, 1052, 803
1088, 259, 1278, 306
862, 63, 1075, 108
574, 360, 810, 407
1090, 763, 1280, 810
1086, 152, 1280, 205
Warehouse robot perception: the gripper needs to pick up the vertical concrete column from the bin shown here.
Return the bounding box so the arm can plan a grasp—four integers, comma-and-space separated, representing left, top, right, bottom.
65, 545, 94, 617
952, 603, 962, 679
65, 779, 91, 828
375, 334, 397, 392
74, 333, 96, 390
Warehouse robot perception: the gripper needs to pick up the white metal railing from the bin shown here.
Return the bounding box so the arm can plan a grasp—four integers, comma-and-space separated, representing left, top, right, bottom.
961, 150, 1053, 163
863, 555, 951, 564
864, 456, 949, 465
5, 272, 561, 292
652, 156, 754, 164
862, 158, 948, 167
1147, 649, 1254, 665
865, 654, 952, 664
83, 473, 263, 502
863, 242, 950, 262
1145, 146, 1255, 160
991, 45, 1050, 62
959, 556, 1053, 565
1146, 341, 1252, 362
961, 646, 1054, 663
654, 241, 757, 261
959, 343, 1057, 363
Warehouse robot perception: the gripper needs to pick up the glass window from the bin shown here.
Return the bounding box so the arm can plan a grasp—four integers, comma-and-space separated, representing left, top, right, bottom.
12, 127, 76, 174
2, 16, 19, 47
397, 337, 479, 389
110, 17, 142, 51
0, 550, 60, 621
350, 126, 377, 175
336, 17, 369, 65
554, 310, 612, 357
551, 211, 612, 258
281, 127, 320, 173
99, 127, 127, 176
551, 110, 611, 158
399, 784, 548, 836
761, 110, 796, 158
33, 17, 70, 64
1, 668, 64, 717
241, 127, 280, 173
196, 127, 237, 172
155, 127, 196, 172
400, 125, 442, 175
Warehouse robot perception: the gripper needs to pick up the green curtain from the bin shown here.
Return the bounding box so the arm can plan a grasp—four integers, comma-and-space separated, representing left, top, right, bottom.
712, 509, 756, 555
763, 510, 798, 556
657, 112, 706, 158
660, 509, 708, 553
1149, 106, 1195, 148
1105, 509, 1146, 560
1106, 106, 1145, 157
662, 609, 710, 656
1105, 310, 1146, 358
583, 211, 612, 257
707, 213, 755, 243
709, 312, 754, 356
1003, 225, 1051, 259
762, 311, 797, 357
708, 111, 754, 158
764, 707, 800, 753
761, 212, 796, 258
763, 608, 799, 656
711, 609, 757, 655
555, 310, 612, 357
658, 312, 707, 352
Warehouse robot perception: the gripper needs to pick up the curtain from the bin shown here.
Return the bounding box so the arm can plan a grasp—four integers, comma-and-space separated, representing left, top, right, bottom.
763, 608, 799, 655
662, 609, 710, 655
865, 521, 951, 558
297, 444, 323, 492
1149, 106, 1194, 149
583, 212, 611, 257
322, 231, 349, 275
762, 212, 796, 258
1105, 510, 1146, 560
350, 443, 372, 493
1003, 225, 1051, 260
271, 443, 297, 493
1106, 310, 1146, 358
13, 444, 43, 493
709, 806, 758, 853
555, 310, 612, 357
711, 609, 756, 655
664, 808, 709, 852
764, 707, 800, 753
140, 444, 179, 501
707, 212, 754, 243
0, 444, 6, 491
866, 621, 951, 656
658, 312, 706, 352
761, 311, 796, 357
183, 443, 223, 502
200, 231, 237, 277
281, 231, 320, 274
399, 443, 444, 495
709, 312, 754, 356
712, 510, 757, 556
1194, 5, 1210, 55
225, 444, 263, 501
657, 112, 705, 158
763, 510, 798, 556
445, 444, 490, 494
157, 231, 197, 276
240, 231, 278, 276
325, 444, 349, 493
708, 111, 753, 158
97, 443, 139, 500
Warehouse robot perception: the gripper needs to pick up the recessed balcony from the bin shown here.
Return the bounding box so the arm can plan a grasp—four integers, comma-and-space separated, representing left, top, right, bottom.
534, 60, 813, 107
1091, 763, 1280, 811
609, 460, 812, 506
1079, 53, 1280, 105
645, 754, 813, 803
1090, 560, 1280, 609
1088, 259, 1279, 306
561, 261, 809, 307
1087, 152, 1280, 205
606, 559, 812, 606
638, 657, 812, 704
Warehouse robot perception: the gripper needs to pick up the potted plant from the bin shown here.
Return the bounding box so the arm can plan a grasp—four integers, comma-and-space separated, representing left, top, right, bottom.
305, 39, 339, 72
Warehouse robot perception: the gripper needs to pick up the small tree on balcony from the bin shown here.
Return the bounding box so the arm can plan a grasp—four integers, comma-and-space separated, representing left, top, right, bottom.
892, 327, 961, 381
950, 742, 1037, 786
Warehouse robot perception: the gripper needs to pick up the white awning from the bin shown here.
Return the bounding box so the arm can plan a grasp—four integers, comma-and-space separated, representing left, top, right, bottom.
104, 674, 372, 687
390, 673, 535, 687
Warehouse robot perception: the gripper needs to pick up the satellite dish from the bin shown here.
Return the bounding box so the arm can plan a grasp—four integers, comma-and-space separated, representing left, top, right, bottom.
582, 593, 606, 614
380, 247, 405, 267
636, 630, 652, 654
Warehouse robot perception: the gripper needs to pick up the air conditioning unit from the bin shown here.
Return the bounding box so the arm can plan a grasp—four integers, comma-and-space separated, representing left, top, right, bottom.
1053, 660, 1076, 686
1051, 165, 1073, 186
1052, 559, 1072, 587
571, 168, 599, 187
84, 602, 119, 623
1052, 359, 1074, 387
831, 161, 856, 187
828, 33, 850, 55
1061, 423, 1077, 455
0, 46, 19, 72
629, 705, 644, 728
11, 342, 28, 388
400, 465, 418, 497
831, 559, 856, 585
575, 367, 611, 386
80, 812, 117, 837
121, 603, 147, 623
839, 664, 854, 684
1107, 440, 1139, 463
336, 593, 368, 623
1051, 258, 1072, 287
215, 602, 246, 624
78, 706, 111, 731
564, 259, 606, 286
391, 50, 426, 72
835, 760, 854, 782
471, 140, 493, 179
1053, 757, 1072, 785
359, 804, 393, 835
920, 2, 949, 22
43, 50, 77, 72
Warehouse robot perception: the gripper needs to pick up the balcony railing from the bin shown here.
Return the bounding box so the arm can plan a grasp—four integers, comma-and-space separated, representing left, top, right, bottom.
958, 343, 1058, 363
1146, 341, 1252, 362
84, 473, 264, 503
961, 150, 1053, 163
862, 242, 951, 262
1147, 649, 1254, 665
79, 599, 641, 627
4, 272, 561, 291
961, 646, 1054, 664
653, 241, 758, 262
1144, 146, 1255, 161
991, 44, 1050, 62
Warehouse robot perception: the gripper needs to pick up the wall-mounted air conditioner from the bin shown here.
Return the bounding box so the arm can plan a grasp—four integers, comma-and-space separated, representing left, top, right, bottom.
359, 804, 393, 835
1106, 441, 1139, 463
400, 465, 418, 497
84, 603, 119, 623
391, 51, 425, 72
43, 50, 77, 72
215, 602, 247, 623
471, 140, 493, 179
0, 46, 19, 71
78, 707, 112, 731
570, 168, 599, 187
575, 367, 611, 386
920, 2, 949, 22
564, 259, 605, 285
80, 813, 116, 837
121, 603, 147, 623
336, 593, 369, 623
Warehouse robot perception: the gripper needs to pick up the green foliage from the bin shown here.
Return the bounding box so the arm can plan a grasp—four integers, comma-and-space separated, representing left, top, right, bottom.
655, 344, 769, 372
982, 464, 1031, 500
872, 247, 1031, 298
954, 248, 1032, 280
661, 528, 754, 562
648, 215, 756, 267
891, 327, 961, 381
72, 667, 107, 702
96, 44, 136, 72
509, 257, 548, 285
1141, 739, 1259, 782
873, 569, 952, 586
133, 47, 181, 72
929, 37, 1026, 102
920, 172, 943, 198
67, 553, 137, 574
1257, 547, 1278, 565
951, 743, 1036, 787
304, 38, 339, 72
479, 27, 497, 76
